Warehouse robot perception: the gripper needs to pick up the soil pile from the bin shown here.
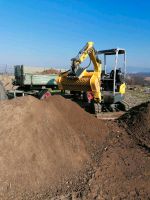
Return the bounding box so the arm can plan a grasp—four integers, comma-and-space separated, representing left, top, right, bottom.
119, 101, 150, 149
0, 96, 150, 199
83, 124, 150, 200
41, 69, 60, 74
51, 120, 150, 199
50, 103, 150, 199
0, 95, 109, 199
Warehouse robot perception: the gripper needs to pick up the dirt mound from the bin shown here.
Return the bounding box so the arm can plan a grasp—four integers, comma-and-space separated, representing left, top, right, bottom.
119, 101, 150, 149
83, 124, 150, 200
0, 95, 109, 199
41, 69, 60, 74
0, 96, 150, 199
51, 122, 150, 199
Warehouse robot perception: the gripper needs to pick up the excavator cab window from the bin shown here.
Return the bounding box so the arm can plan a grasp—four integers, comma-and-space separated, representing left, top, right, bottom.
98, 48, 126, 94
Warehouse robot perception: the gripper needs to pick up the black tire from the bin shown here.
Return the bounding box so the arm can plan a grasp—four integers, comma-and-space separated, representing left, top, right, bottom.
0, 81, 8, 100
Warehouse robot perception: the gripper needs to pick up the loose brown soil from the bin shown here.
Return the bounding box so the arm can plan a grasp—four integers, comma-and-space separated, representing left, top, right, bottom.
0, 96, 149, 199
41, 69, 60, 74
0, 95, 109, 199
82, 124, 150, 200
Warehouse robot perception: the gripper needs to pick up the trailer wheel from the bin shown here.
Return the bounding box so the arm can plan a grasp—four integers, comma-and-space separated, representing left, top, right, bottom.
38, 89, 51, 100
0, 81, 8, 100
41, 91, 51, 100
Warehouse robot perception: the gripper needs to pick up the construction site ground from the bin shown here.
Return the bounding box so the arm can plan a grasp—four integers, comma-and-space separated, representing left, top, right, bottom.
0, 75, 149, 199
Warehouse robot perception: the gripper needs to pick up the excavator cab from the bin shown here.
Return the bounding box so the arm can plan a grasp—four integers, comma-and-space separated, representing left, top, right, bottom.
98, 48, 127, 111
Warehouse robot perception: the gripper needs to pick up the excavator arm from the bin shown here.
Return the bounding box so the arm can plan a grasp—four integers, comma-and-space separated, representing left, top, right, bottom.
88, 47, 101, 102
70, 42, 100, 75
57, 41, 102, 102
71, 41, 94, 73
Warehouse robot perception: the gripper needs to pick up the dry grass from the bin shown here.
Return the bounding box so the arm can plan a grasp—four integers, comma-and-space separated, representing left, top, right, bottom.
0, 74, 14, 90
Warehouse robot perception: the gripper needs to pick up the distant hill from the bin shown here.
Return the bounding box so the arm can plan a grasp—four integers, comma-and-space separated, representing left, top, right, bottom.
127, 72, 150, 77
127, 66, 150, 73
136, 72, 150, 76
126, 71, 150, 86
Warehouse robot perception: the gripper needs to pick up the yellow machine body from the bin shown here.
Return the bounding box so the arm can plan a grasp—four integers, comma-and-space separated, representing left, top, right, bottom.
57, 42, 127, 113
119, 83, 126, 94
57, 42, 102, 102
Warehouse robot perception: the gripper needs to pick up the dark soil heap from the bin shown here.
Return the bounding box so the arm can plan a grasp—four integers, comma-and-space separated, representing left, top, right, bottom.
119, 101, 150, 149
0, 95, 109, 199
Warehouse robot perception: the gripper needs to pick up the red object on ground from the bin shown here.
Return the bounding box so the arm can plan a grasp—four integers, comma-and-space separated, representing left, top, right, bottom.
87, 91, 94, 102
41, 91, 51, 99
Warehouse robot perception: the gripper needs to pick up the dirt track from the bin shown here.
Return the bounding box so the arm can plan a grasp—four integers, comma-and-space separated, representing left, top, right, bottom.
0, 95, 149, 199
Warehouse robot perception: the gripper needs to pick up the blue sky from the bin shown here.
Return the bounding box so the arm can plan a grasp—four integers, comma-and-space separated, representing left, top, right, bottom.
0, 0, 150, 72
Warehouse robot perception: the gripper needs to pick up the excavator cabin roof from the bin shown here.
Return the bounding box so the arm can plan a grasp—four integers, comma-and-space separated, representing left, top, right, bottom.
98, 48, 126, 55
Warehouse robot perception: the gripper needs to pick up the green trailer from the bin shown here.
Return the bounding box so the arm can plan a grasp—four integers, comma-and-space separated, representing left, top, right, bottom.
14, 65, 58, 88
8, 65, 59, 99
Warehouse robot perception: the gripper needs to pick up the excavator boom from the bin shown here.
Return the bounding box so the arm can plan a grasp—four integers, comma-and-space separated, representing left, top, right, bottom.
57, 42, 102, 103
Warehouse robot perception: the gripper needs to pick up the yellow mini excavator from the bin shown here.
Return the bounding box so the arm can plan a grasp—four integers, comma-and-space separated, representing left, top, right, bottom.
57, 42, 127, 114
